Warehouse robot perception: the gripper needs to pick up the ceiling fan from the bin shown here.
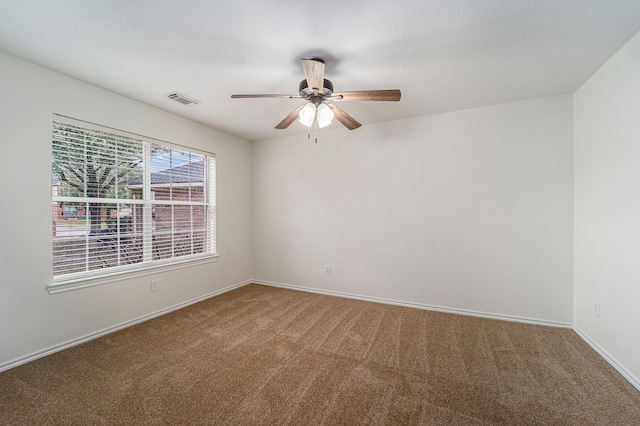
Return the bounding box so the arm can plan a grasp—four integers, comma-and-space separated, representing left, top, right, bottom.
231, 58, 401, 131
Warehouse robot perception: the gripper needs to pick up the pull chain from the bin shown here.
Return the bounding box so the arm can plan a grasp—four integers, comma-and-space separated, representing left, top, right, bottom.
305, 110, 320, 143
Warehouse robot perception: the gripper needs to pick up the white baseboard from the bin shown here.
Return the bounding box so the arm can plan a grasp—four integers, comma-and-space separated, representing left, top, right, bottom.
251, 279, 573, 328
0, 280, 252, 373
6, 278, 638, 396
573, 326, 640, 392
253, 280, 640, 393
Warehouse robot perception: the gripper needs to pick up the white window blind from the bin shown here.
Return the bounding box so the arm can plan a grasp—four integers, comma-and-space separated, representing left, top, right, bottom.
51, 118, 216, 282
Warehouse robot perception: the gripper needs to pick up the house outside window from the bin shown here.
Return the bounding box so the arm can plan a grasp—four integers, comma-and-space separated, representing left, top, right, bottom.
51, 116, 216, 286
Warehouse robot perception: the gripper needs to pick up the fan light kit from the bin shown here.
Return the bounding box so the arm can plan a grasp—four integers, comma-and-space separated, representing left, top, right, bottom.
299, 103, 334, 128
231, 57, 401, 139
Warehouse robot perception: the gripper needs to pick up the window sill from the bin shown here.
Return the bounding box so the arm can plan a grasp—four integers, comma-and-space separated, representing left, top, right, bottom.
47, 254, 219, 294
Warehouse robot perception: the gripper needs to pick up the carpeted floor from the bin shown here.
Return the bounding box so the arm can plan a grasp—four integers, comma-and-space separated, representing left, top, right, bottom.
1, 284, 639, 425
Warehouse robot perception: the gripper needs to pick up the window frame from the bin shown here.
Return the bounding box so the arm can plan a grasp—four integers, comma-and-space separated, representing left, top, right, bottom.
48, 115, 218, 294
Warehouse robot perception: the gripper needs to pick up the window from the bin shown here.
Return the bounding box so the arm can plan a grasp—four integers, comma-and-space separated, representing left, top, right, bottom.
51, 116, 216, 287
62, 205, 78, 217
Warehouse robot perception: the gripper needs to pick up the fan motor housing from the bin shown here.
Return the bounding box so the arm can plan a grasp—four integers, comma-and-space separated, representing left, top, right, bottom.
299, 79, 334, 100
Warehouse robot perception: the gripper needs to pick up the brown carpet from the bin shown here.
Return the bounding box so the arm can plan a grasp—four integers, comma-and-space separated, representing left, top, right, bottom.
1, 284, 639, 425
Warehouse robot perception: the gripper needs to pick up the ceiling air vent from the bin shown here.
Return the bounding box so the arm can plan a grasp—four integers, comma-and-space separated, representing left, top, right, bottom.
166, 92, 201, 106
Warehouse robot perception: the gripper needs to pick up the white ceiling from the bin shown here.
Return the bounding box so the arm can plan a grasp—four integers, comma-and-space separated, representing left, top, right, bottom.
1, 1, 639, 141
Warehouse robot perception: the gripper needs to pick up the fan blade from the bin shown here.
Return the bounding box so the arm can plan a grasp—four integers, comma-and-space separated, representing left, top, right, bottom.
327, 104, 361, 130
301, 58, 325, 92
333, 89, 401, 102
231, 94, 301, 99
275, 104, 306, 129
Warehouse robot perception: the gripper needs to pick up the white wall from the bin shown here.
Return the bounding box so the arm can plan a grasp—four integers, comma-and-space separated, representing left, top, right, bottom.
253, 95, 574, 324
574, 30, 640, 383
2, 28, 639, 389
0, 51, 252, 369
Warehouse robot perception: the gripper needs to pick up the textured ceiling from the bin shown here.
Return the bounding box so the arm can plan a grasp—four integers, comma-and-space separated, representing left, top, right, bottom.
1, 1, 640, 141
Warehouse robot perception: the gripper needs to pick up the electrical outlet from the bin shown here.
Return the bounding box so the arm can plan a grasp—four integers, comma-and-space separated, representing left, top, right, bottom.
151, 279, 158, 292
593, 301, 600, 318
325, 265, 332, 275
